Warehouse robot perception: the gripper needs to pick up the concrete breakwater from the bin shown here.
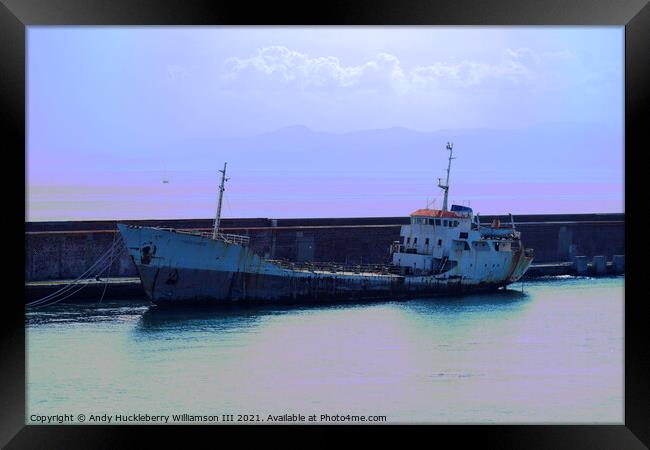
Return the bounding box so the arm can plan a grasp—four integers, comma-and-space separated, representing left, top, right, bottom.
25, 213, 624, 282
523, 259, 625, 278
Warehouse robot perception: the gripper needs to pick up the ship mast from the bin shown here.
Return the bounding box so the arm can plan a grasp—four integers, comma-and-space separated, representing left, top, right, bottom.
437, 142, 455, 211
212, 162, 229, 239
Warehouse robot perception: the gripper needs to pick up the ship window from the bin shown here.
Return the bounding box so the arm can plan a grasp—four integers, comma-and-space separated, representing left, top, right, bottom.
425, 238, 429, 245
406, 237, 411, 244
435, 219, 441, 226
413, 237, 418, 244
443, 220, 448, 227
437, 239, 442, 246
459, 232, 468, 239
454, 221, 459, 227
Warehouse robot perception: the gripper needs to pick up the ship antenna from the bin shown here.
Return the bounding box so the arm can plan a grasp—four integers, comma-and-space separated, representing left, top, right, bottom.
437, 142, 455, 211
212, 162, 229, 239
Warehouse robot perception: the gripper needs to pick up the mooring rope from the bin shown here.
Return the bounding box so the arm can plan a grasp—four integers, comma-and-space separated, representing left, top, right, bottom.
29, 262, 114, 309
26, 236, 125, 309
26, 245, 116, 307
28, 246, 125, 309
26, 240, 119, 307
98, 230, 118, 304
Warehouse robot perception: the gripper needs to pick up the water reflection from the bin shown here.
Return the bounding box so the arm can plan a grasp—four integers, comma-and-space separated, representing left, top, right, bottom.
135, 287, 530, 333
26, 300, 149, 327
26, 287, 529, 330
401, 288, 530, 314
137, 304, 269, 333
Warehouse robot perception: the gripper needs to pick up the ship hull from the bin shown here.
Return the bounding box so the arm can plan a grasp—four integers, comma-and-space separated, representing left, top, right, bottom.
118, 224, 533, 305
133, 263, 512, 305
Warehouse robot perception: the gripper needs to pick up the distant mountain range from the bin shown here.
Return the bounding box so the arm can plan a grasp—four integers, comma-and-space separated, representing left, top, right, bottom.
150, 122, 621, 183
27, 123, 623, 220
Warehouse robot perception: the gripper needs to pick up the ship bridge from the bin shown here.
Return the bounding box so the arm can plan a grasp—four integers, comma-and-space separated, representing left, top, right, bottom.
389, 143, 526, 278
392, 205, 475, 268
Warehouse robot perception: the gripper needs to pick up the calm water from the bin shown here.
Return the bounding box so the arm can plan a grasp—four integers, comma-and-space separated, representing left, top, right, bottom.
26, 277, 623, 424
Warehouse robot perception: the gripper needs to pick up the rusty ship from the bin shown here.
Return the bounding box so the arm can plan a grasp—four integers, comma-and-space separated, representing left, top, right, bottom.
118, 144, 534, 305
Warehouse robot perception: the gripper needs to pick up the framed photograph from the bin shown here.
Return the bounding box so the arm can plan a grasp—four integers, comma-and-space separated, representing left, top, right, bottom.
4, 0, 648, 447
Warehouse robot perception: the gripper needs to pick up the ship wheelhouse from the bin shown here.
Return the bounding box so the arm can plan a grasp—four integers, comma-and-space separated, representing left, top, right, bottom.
388, 141, 531, 279
391, 205, 476, 274
390, 203, 525, 276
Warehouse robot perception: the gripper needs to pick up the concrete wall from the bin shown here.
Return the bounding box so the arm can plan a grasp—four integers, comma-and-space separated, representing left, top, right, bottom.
25, 214, 624, 281
26, 231, 136, 281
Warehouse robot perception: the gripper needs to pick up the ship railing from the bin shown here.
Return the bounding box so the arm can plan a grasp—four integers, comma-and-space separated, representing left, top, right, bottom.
160, 228, 250, 245
152, 227, 208, 238
264, 259, 403, 275
216, 233, 250, 245
479, 230, 521, 240
174, 229, 212, 238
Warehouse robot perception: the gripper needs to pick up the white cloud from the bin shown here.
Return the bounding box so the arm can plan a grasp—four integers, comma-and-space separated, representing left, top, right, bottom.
222, 46, 405, 90
222, 46, 564, 92
411, 48, 539, 88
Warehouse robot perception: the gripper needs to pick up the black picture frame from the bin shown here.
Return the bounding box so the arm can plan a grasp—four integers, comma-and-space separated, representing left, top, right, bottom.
3, 0, 647, 447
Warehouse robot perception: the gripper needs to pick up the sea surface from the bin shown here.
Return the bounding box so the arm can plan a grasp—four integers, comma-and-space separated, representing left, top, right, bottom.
26, 276, 624, 424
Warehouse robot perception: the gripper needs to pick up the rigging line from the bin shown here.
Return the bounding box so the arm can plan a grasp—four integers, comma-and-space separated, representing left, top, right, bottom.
26, 239, 121, 307
29, 257, 113, 309
30, 259, 115, 309
224, 194, 234, 217
31, 244, 126, 309
99, 230, 118, 304
27, 254, 116, 309
27, 260, 112, 307
26, 240, 120, 307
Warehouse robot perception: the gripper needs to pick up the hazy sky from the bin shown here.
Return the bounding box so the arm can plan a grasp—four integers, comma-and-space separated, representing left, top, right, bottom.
27, 27, 624, 221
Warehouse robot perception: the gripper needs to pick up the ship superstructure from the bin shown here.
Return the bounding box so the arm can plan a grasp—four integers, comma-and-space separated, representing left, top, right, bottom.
118, 144, 533, 304
390, 143, 531, 284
